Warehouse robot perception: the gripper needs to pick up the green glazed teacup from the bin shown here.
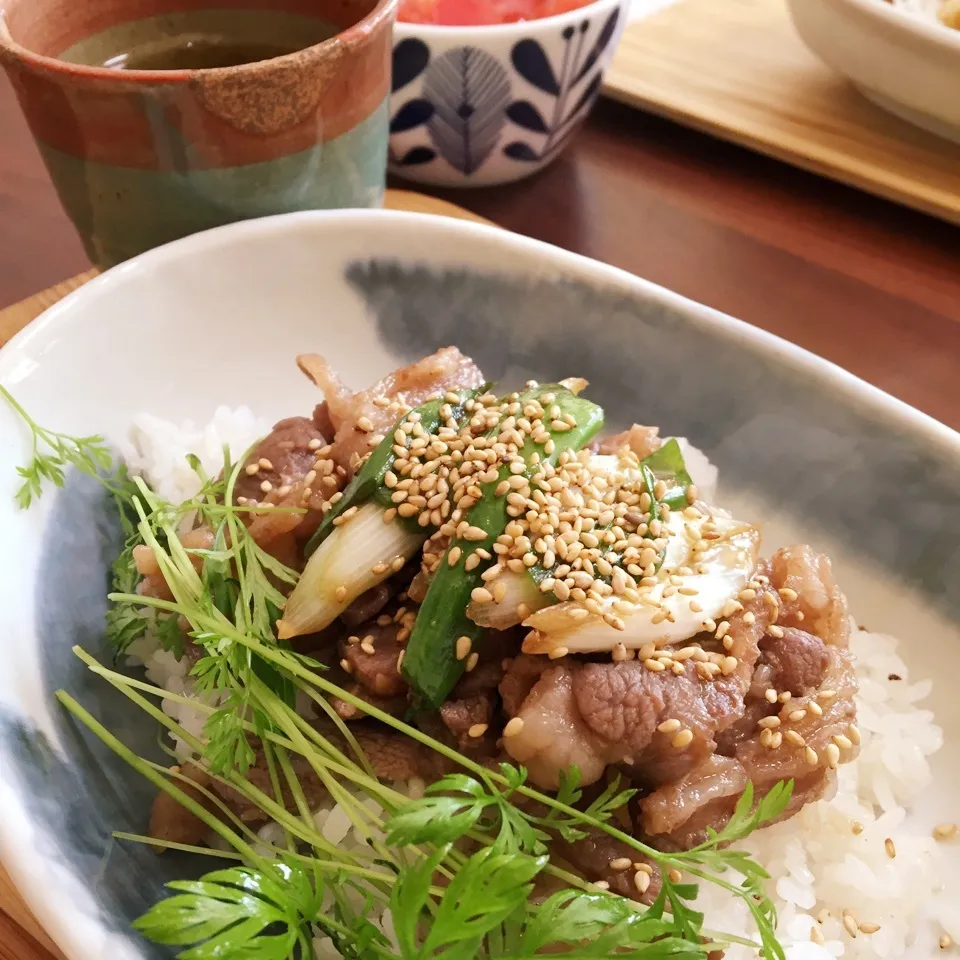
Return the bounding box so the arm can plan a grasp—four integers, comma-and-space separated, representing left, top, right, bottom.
0, 0, 396, 268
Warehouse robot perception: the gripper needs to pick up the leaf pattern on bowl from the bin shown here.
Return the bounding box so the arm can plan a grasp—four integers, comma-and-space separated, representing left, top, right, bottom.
422, 47, 512, 175
392, 38, 431, 93
504, 8, 619, 164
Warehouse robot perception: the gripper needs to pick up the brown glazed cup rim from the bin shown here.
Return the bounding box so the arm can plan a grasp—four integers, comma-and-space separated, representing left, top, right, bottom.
0, 0, 397, 79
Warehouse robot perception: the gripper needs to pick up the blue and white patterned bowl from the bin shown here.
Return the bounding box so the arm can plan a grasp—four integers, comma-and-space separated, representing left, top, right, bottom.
0, 210, 959, 958
389, 0, 630, 186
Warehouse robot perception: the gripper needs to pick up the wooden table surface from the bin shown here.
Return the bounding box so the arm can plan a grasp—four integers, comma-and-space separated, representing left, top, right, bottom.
2, 62, 960, 958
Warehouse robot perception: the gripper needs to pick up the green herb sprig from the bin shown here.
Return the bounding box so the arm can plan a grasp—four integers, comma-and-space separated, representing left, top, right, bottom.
6, 390, 791, 960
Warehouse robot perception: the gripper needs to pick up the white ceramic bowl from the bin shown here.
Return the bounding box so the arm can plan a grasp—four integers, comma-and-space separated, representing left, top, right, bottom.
0, 211, 958, 958
786, 0, 960, 142
389, 0, 630, 186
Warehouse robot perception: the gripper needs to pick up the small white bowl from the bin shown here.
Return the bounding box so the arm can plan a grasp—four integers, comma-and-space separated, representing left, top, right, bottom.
786, 0, 960, 143
389, 0, 630, 187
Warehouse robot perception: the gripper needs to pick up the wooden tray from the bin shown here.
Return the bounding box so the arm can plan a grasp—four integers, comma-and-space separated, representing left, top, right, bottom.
0, 188, 491, 960
605, 0, 960, 224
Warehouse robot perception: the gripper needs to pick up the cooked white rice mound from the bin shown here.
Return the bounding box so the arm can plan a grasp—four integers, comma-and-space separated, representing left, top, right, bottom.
125, 408, 956, 959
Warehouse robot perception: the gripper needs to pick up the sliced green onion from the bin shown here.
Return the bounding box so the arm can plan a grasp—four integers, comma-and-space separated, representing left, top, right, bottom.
304, 386, 486, 557
277, 503, 424, 639
403, 384, 604, 707
466, 569, 549, 630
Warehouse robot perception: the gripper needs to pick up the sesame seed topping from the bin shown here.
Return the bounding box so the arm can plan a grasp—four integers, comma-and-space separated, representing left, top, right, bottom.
934, 823, 958, 842
334, 586, 347, 603
658, 719, 682, 734
633, 870, 651, 895
468, 723, 489, 738
941, 934, 953, 950
504, 717, 525, 737
339, 658, 353, 674
842, 913, 859, 938
609, 857, 632, 871
672, 728, 694, 749
804, 746, 819, 766
851, 821, 864, 835
466, 652, 479, 672
884, 837, 896, 859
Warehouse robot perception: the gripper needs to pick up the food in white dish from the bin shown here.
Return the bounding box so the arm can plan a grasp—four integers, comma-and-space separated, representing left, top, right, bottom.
2, 347, 955, 960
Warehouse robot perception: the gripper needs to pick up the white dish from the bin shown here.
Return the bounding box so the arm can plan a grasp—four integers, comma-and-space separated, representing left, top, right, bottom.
787, 0, 960, 143
0, 209, 957, 958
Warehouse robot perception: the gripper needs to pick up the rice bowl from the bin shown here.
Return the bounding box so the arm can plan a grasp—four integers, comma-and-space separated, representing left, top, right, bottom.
0, 210, 957, 960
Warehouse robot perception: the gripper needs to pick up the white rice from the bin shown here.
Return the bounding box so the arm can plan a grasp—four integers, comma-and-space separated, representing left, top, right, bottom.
121, 406, 270, 506
125, 408, 956, 958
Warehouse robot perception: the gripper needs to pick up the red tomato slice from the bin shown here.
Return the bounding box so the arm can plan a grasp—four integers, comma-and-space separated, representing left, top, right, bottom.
398, 0, 597, 25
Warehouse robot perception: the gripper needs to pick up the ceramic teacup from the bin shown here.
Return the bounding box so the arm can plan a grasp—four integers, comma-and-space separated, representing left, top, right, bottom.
0, 0, 396, 268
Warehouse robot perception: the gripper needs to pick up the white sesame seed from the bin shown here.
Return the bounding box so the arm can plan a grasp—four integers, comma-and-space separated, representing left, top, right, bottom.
468, 723, 488, 738
504, 717, 525, 738
334, 586, 347, 603
633, 870, 650, 895
658, 719, 681, 734
609, 857, 632, 871
672, 729, 694, 749
934, 823, 958, 842
884, 837, 896, 859
466, 652, 479, 672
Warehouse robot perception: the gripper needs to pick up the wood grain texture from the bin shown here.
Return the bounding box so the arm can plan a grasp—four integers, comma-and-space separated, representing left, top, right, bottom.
604, 0, 960, 224
0, 871, 61, 960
